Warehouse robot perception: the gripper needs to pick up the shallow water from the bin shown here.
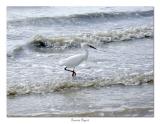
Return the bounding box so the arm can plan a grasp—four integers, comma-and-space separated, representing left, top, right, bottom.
7, 6, 154, 117
7, 38, 153, 95
8, 84, 153, 117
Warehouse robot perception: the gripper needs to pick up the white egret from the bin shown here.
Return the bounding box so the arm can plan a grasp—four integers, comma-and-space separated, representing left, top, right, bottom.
59, 43, 97, 77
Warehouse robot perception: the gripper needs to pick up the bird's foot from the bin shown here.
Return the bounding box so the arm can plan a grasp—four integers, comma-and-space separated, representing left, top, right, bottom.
72, 71, 76, 77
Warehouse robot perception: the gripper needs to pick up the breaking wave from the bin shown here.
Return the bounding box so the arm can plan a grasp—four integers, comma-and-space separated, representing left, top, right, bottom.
28, 26, 153, 50
7, 71, 153, 96
8, 10, 153, 27
7, 46, 25, 58
7, 25, 153, 58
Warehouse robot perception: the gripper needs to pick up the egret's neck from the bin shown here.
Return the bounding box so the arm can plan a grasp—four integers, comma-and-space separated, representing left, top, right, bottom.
84, 49, 88, 60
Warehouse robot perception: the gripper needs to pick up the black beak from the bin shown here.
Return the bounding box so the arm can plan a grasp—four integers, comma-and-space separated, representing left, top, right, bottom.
88, 44, 97, 50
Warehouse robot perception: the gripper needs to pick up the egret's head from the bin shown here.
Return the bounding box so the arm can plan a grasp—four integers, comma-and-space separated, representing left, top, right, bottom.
81, 43, 97, 50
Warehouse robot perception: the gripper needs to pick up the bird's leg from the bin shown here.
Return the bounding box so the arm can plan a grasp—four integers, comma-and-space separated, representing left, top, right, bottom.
65, 67, 76, 77
64, 67, 73, 73
72, 69, 76, 77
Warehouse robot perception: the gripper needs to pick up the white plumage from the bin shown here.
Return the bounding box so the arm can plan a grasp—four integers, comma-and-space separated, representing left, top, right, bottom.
60, 53, 88, 68
59, 43, 96, 77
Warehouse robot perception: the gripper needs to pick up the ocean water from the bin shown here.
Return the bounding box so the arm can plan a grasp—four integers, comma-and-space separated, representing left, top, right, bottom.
7, 6, 154, 117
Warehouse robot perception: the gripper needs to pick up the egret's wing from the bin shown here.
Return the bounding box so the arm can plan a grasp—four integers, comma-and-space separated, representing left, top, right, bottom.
59, 54, 85, 67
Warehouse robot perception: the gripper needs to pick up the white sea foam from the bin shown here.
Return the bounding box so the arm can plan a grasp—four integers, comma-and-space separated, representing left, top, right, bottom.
28, 26, 153, 50
7, 71, 153, 96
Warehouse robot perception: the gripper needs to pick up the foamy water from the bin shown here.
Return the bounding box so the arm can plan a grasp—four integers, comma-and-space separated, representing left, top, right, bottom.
7, 6, 153, 117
